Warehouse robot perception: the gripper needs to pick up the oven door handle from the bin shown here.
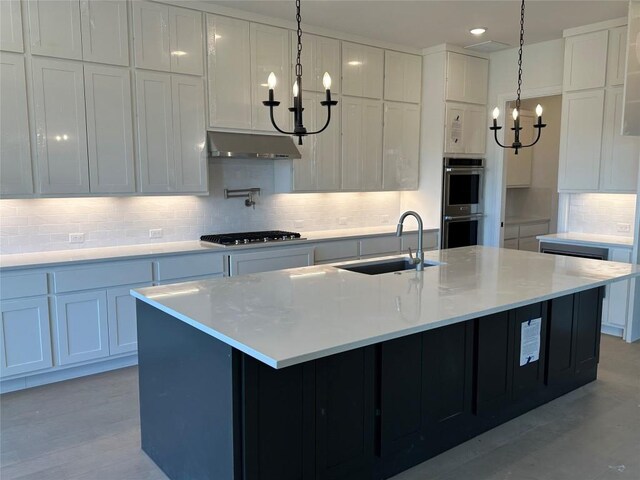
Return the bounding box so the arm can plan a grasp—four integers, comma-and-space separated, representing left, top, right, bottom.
445, 168, 485, 174
444, 214, 485, 222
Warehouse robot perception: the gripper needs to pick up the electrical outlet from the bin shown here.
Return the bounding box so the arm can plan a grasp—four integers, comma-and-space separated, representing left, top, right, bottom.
149, 228, 163, 239
293, 220, 304, 229
617, 223, 631, 233
381, 215, 389, 224
69, 233, 85, 244
338, 217, 348, 226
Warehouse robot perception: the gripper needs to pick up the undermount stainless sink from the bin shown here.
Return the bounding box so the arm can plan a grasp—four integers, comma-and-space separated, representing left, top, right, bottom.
337, 258, 438, 275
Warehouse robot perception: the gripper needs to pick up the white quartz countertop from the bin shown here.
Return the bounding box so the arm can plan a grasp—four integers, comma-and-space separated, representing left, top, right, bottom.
131, 246, 640, 369
537, 233, 634, 250
0, 226, 438, 270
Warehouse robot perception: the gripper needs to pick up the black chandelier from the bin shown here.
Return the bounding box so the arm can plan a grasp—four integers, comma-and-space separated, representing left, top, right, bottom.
490, 0, 546, 155
263, 0, 337, 145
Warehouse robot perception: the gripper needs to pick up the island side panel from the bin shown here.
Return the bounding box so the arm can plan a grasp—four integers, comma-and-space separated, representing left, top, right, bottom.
136, 301, 241, 480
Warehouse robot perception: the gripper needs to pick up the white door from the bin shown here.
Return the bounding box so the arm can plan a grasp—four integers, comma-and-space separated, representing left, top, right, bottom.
600, 87, 640, 192
136, 70, 174, 193
172, 75, 207, 193
563, 30, 608, 92
0, 0, 24, 53
383, 102, 419, 190
384, 51, 421, 104
169, 7, 203, 75
558, 90, 605, 191
0, 297, 52, 378
607, 26, 627, 86
229, 247, 315, 276
31, 57, 89, 194
0, 53, 33, 195
206, 14, 251, 129
133, 1, 170, 72
55, 291, 109, 365
84, 64, 135, 194
27, 0, 82, 60
251, 23, 290, 131
80, 0, 129, 66
107, 286, 143, 355
506, 112, 535, 188
342, 42, 383, 99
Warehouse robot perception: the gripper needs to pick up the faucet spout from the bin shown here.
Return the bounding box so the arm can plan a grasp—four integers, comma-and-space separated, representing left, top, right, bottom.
396, 211, 425, 271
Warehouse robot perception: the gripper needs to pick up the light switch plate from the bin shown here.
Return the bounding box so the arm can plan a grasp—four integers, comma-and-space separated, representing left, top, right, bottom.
69, 233, 85, 244
149, 228, 163, 239
617, 223, 631, 233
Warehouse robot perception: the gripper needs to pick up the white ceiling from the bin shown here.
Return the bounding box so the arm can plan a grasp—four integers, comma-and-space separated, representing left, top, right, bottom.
207, 1, 628, 50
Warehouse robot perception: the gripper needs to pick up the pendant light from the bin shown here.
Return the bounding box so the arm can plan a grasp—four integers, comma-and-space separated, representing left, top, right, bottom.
490, 0, 546, 155
263, 0, 337, 145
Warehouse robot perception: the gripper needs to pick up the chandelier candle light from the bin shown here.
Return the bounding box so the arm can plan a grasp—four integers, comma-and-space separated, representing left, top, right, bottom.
490, 0, 546, 155
263, 0, 337, 145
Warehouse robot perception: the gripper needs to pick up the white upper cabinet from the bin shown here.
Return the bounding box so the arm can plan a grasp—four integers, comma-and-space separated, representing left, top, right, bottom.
600, 87, 640, 192
250, 23, 290, 131
342, 97, 383, 190
171, 75, 207, 193
27, 0, 82, 60
206, 14, 252, 129
0, 53, 32, 195
444, 102, 486, 155
563, 30, 608, 91
607, 26, 627, 86
169, 7, 203, 75
383, 102, 420, 190
84, 64, 135, 194
558, 89, 605, 191
506, 112, 535, 188
342, 42, 384, 99
0, 0, 24, 53
80, 0, 129, 66
31, 57, 89, 194
384, 51, 421, 103
623, 2, 640, 136
293, 32, 340, 93
133, 1, 171, 72
136, 70, 174, 193
445, 52, 488, 105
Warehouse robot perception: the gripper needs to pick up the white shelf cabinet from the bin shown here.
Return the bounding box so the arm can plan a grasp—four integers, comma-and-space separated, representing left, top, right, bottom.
444, 102, 486, 155
342, 42, 384, 99
80, 0, 129, 66
384, 51, 421, 104
206, 14, 252, 129
506, 112, 535, 188
341, 97, 383, 191
55, 290, 109, 366
31, 57, 90, 194
27, 0, 83, 60
445, 52, 488, 105
563, 30, 609, 92
0, 0, 24, 53
0, 53, 33, 195
383, 102, 420, 190
84, 64, 135, 194
293, 32, 340, 94
0, 297, 53, 378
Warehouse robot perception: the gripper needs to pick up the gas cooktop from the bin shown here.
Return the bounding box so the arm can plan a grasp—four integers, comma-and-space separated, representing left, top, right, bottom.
200, 230, 304, 246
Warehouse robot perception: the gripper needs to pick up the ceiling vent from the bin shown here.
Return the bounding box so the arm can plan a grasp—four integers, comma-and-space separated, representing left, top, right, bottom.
464, 40, 511, 53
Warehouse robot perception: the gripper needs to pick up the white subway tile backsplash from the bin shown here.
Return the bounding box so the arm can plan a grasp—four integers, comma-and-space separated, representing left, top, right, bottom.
566, 193, 636, 237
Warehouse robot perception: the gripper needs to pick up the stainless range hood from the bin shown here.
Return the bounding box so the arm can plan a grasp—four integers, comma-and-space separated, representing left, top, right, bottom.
207, 131, 301, 159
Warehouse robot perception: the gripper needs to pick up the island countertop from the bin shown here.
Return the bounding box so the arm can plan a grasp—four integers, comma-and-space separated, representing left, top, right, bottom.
131, 246, 640, 369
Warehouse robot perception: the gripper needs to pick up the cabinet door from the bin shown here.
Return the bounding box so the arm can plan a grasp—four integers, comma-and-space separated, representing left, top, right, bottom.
80, 0, 129, 66
169, 6, 203, 75
463, 104, 487, 154
27, 0, 82, 59
506, 113, 535, 188
0, 297, 52, 378
84, 64, 135, 193
292, 32, 340, 94
229, 247, 314, 276
623, 2, 640, 135
55, 291, 109, 365
384, 51, 422, 103
342, 42, 384, 99
444, 103, 465, 154
0, 53, 33, 195
133, 1, 170, 72
136, 70, 174, 193
107, 285, 143, 355
546, 295, 576, 386
563, 30, 608, 91
607, 26, 628, 86
600, 87, 640, 192
445, 53, 488, 105
206, 14, 251, 129
511, 303, 547, 403
558, 90, 605, 191
0, 0, 24, 53
574, 289, 603, 373
32, 57, 89, 194
383, 102, 419, 190
604, 249, 631, 328
251, 23, 290, 131
172, 75, 207, 193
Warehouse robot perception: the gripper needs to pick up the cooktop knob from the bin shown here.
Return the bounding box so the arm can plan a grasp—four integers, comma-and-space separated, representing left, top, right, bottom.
243, 239, 249, 244
263, 237, 269, 242
234, 240, 240, 245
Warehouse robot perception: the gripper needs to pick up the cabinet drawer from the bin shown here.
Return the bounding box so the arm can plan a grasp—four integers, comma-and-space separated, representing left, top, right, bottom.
518, 237, 541, 253
519, 222, 549, 238
156, 253, 225, 281
314, 240, 359, 263
54, 261, 153, 293
229, 247, 314, 276
504, 225, 519, 240
503, 238, 519, 250
0, 272, 48, 300
400, 231, 439, 252
359, 235, 401, 257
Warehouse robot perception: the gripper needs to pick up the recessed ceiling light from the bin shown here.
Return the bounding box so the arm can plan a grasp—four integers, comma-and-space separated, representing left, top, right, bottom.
470, 27, 487, 36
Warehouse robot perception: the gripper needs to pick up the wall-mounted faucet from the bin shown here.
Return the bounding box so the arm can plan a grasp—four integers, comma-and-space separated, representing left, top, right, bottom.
396, 211, 425, 271
224, 188, 261, 209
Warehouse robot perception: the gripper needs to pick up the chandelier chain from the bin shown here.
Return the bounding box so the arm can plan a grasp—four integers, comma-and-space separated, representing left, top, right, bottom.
516, 0, 525, 111
295, 0, 302, 78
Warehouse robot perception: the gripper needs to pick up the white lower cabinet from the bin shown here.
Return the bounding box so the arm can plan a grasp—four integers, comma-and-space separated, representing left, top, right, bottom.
55, 291, 109, 365
602, 248, 632, 330
229, 247, 315, 276
0, 297, 53, 377
107, 285, 145, 355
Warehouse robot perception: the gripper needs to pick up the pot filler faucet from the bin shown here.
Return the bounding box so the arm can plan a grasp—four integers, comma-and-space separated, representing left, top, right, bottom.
396, 211, 425, 271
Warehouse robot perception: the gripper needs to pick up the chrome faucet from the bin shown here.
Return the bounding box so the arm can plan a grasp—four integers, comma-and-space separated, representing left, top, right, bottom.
396, 211, 425, 271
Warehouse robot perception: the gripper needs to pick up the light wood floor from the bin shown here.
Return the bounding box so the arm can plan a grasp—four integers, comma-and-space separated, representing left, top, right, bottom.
1, 335, 639, 480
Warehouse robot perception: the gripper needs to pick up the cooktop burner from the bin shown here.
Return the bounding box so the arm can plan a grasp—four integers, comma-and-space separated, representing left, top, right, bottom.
200, 230, 304, 246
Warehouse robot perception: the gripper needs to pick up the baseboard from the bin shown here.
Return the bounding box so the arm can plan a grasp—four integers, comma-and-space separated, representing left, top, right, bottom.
601, 323, 624, 338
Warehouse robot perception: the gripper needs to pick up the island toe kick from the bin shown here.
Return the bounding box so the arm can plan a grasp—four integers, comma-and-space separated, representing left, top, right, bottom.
136, 286, 605, 480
